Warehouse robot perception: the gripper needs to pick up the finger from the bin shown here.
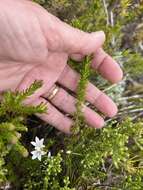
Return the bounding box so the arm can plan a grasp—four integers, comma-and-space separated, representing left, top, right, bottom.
43, 87, 104, 128
30, 97, 73, 134
62, 28, 105, 55
58, 65, 117, 117
41, 12, 105, 55
70, 48, 123, 83
92, 48, 123, 83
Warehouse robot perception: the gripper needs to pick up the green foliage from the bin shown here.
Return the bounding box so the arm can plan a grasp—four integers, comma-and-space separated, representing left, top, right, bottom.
63, 119, 143, 189
0, 0, 143, 189
122, 50, 143, 77
72, 56, 92, 134
22, 153, 74, 190
43, 153, 62, 189
0, 81, 46, 186
0, 80, 73, 189
8, 151, 74, 190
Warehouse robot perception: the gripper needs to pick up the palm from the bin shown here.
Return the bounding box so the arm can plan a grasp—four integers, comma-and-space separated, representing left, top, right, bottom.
0, 0, 68, 92
0, 0, 61, 64
0, 54, 67, 93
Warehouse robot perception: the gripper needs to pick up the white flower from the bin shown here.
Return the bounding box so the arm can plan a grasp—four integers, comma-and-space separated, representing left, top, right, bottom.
31, 149, 46, 161
31, 136, 46, 161
31, 136, 45, 150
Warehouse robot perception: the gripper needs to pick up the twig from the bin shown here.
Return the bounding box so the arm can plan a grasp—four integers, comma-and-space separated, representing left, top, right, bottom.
110, 11, 115, 46
117, 94, 143, 101
118, 108, 143, 115
110, 10, 114, 27
102, 0, 110, 26
132, 112, 143, 120
119, 105, 142, 112
103, 83, 117, 92
103, 78, 126, 93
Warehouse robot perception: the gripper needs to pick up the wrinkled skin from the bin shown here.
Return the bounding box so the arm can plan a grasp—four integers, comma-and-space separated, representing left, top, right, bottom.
0, 0, 123, 133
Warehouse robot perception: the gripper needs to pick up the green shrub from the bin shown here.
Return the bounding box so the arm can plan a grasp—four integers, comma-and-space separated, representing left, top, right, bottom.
0, 0, 143, 189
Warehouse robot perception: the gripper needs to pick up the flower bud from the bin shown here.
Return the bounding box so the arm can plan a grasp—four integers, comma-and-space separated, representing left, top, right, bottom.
8, 124, 15, 131
22, 149, 29, 158
15, 132, 21, 139
9, 135, 18, 144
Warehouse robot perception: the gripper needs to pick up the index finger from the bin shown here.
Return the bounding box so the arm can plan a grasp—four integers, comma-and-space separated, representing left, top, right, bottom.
92, 48, 123, 83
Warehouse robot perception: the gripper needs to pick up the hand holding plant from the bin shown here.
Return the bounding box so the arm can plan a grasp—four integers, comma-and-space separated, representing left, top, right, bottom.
0, 0, 123, 133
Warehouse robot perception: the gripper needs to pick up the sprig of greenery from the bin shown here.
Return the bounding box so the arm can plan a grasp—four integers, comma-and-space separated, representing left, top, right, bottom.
0, 80, 46, 117
0, 81, 47, 185
72, 55, 92, 134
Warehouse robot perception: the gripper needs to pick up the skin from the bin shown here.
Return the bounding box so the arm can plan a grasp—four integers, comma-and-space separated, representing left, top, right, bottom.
0, 0, 123, 133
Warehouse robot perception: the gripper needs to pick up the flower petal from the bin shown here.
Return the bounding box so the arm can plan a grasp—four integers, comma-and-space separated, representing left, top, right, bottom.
39, 138, 44, 146
31, 141, 36, 146
32, 154, 37, 160
31, 151, 38, 160
31, 150, 37, 155
35, 147, 41, 151
35, 136, 40, 145
37, 154, 42, 161
48, 152, 51, 158
41, 151, 46, 156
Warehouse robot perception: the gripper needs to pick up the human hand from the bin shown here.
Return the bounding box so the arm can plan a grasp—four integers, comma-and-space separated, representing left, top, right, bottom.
0, 0, 123, 133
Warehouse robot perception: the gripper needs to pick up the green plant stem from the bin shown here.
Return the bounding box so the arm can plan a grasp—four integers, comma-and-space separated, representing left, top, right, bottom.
72, 55, 92, 134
